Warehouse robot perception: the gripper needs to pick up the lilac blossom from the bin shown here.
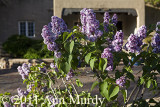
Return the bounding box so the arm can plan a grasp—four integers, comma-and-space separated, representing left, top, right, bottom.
39, 66, 47, 73
103, 12, 110, 32
54, 51, 61, 58
47, 42, 58, 52
125, 25, 147, 53
101, 48, 113, 71
17, 88, 24, 96
17, 63, 31, 80
151, 33, 160, 53
112, 30, 124, 52
116, 76, 126, 87
111, 14, 118, 26
10, 96, 16, 103
41, 16, 67, 51
66, 69, 74, 81
137, 25, 147, 39
27, 84, 34, 92
51, 16, 67, 35
50, 63, 59, 72
21, 103, 27, 107
3, 102, 12, 107
156, 22, 160, 32
48, 95, 59, 106
125, 34, 140, 53
80, 8, 103, 42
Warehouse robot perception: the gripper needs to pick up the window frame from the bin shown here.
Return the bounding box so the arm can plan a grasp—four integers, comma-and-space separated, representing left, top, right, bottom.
18, 21, 35, 38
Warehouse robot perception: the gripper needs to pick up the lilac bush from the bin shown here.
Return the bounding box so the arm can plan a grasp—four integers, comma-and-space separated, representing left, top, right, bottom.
1, 8, 160, 107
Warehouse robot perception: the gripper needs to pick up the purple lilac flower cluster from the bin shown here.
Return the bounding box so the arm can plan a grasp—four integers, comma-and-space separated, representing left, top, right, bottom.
17, 63, 31, 80
16, 85, 33, 97
156, 22, 160, 32
116, 76, 126, 87
111, 14, 118, 26
137, 25, 147, 39
103, 12, 110, 32
151, 33, 160, 53
3, 102, 12, 107
41, 16, 68, 57
112, 30, 124, 52
125, 25, 147, 53
48, 95, 59, 107
50, 63, 59, 72
101, 48, 113, 71
66, 69, 74, 81
80, 8, 103, 42
103, 12, 118, 32
38, 66, 47, 73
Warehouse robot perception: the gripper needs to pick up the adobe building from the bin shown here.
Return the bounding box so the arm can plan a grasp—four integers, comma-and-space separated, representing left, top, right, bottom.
54, 0, 145, 39
0, 0, 160, 44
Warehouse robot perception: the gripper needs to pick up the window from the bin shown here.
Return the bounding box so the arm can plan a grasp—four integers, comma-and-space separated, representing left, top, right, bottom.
18, 21, 35, 37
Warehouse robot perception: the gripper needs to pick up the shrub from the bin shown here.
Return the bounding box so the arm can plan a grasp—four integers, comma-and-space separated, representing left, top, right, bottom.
1, 9, 160, 107
2, 35, 53, 59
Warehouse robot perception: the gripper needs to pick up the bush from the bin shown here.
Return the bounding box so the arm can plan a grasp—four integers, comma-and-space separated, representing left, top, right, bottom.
2, 35, 53, 59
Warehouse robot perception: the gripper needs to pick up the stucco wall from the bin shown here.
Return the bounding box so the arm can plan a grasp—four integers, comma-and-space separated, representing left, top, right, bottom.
54, 0, 145, 29
0, 0, 53, 43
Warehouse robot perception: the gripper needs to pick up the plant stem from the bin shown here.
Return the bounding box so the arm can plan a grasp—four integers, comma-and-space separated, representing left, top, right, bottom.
140, 84, 145, 99
124, 84, 138, 106
131, 85, 142, 106
93, 68, 102, 82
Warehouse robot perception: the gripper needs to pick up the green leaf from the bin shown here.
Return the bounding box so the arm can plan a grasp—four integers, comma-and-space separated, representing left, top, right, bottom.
140, 77, 145, 85
90, 57, 96, 70
64, 42, 70, 53
68, 55, 72, 64
100, 81, 108, 100
60, 62, 71, 73
85, 53, 92, 64
146, 79, 152, 88
63, 32, 69, 42
99, 81, 108, 94
91, 81, 99, 91
76, 79, 83, 87
109, 85, 119, 99
54, 55, 58, 62
127, 72, 135, 81
99, 58, 107, 72
99, 58, 103, 71
103, 58, 107, 72
121, 89, 127, 103
65, 62, 71, 73
49, 80, 52, 89
70, 41, 74, 54
4, 92, 11, 95
63, 32, 73, 43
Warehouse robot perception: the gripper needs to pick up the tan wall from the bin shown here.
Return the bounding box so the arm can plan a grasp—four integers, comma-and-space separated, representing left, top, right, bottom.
0, 0, 53, 43
54, 0, 145, 29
